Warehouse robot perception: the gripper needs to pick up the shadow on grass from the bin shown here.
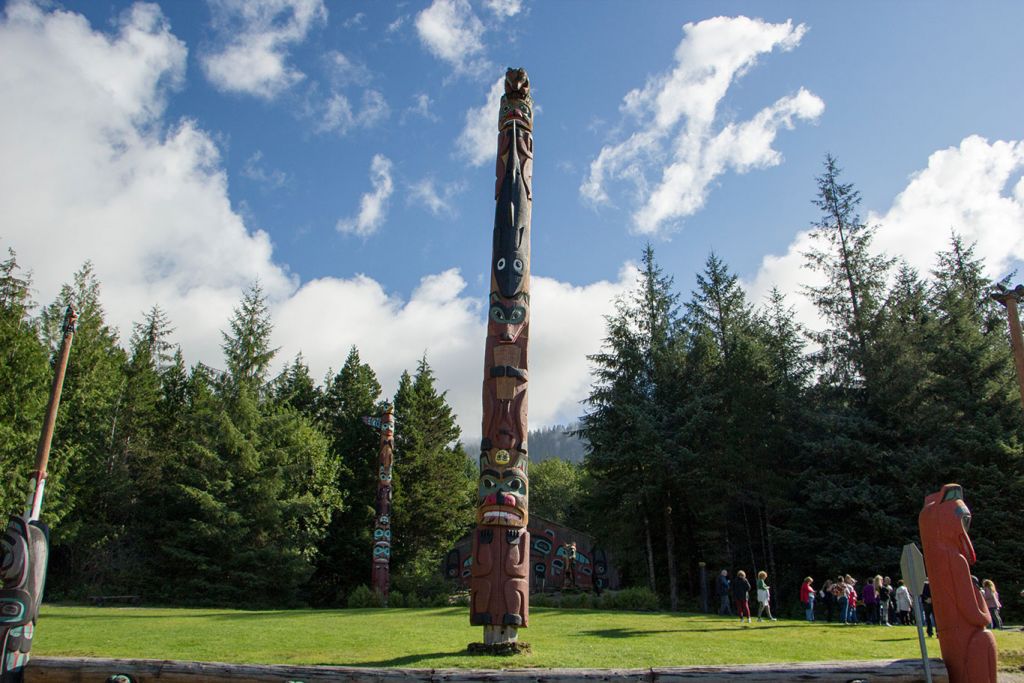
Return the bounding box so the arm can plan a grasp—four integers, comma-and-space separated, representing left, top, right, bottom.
350, 650, 477, 667
580, 623, 805, 638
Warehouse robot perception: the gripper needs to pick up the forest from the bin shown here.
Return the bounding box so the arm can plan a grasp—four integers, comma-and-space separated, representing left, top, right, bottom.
2, 155, 1021, 613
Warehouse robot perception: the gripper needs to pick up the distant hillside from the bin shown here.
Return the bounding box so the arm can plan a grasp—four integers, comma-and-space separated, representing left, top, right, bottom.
526, 423, 587, 464
461, 423, 588, 463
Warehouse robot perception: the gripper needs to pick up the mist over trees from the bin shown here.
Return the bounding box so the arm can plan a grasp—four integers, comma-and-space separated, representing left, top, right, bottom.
1, 155, 1021, 611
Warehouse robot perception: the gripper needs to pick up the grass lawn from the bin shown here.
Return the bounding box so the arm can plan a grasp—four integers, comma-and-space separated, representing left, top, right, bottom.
32, 604, 1024, 670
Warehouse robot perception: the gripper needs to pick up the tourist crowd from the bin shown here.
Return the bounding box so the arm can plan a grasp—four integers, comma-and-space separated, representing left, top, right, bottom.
715, 569, 1004, 632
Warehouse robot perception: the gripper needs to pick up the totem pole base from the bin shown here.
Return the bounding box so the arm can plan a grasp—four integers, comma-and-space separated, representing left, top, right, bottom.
467, 626, 531, 655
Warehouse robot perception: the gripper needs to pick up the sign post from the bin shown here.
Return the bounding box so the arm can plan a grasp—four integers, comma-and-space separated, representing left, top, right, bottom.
901, 542, 932, 683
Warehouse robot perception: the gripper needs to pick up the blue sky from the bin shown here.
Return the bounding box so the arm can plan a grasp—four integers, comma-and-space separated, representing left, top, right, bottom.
2, 0, 1023, 439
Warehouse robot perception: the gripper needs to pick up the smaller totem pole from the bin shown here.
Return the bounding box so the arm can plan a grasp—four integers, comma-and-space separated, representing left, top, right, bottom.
919, 484, 997, 683
991, 283, 1024, 412
362, 405, 395, 604
1, 305, 77, 683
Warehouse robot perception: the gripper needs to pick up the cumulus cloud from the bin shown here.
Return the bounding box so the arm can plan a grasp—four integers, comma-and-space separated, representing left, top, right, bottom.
404, 93, 439, 122
337, 155, 394, 237
0, 0, 294, 363
0, 1, 635, 439
456, 77, 505, 167
415, 0, 488, 77
746, 135, 1024, 333
581, 16, 823, 235
202, 0, 326, 99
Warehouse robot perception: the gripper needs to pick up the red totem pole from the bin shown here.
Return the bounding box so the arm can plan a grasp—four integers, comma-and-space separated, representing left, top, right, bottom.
363, 406, 395, 604
470, 67, 533, 648
919, 484, 997, 683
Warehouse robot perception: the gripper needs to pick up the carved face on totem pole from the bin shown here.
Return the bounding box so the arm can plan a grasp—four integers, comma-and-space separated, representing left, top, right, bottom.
477, 448, 528, 526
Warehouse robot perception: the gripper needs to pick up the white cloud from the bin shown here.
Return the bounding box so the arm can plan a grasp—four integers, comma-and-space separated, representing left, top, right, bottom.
324, 50, 371, 87
405, 93, 439, 122
314, 88, 389, 135
484, 0, 523, 18
242, 150, 290, 189
201, 0, 326, 99
456, 77, 505, 167
746, 135, 1024, 333
408, 178, 466, 217
415, 0, 488, 77
337, 155, 394, 237
581, 16, 823, 235
0, 1, 635, 441
0, 0, 294, 364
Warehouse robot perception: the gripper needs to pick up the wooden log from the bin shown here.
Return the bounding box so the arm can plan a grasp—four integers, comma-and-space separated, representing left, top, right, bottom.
25, 657, 948, 682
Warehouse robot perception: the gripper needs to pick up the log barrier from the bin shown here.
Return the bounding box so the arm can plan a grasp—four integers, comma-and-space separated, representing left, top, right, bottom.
26, 657, 948, 682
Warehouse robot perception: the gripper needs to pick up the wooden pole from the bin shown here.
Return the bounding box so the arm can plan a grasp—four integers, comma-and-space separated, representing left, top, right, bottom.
470, 68, 534, 649
29, 304, 78, 521
991, 284, 1024, 413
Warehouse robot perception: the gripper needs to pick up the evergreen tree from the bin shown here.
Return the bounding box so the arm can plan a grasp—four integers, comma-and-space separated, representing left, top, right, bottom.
307, 346, 381, 605
581, 245, 683, 605
41, 262, 128, 596
273, 353, 320, 419
390, 357, 474, 594
0, 248, 49, 517
529, 458, 583, 527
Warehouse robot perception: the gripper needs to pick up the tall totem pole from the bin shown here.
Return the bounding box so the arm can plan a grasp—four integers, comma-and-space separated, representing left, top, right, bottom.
362, 405, 395, 604
470, 67, 533, 649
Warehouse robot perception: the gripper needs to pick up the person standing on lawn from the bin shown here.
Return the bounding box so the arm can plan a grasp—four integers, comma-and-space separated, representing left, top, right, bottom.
732, 570, 752, 623
895, 579, 913, 625
845, 575, 859, 624
921, 578, 935, 637
833, 575, 849, 624
800, 577, 815, 622
756, 571, 776, 621
863, 574, 878, 623
982, 579, 1002, 630
716, 569, 731, 615
821, 579, 835, 622
876, 575, 893, 626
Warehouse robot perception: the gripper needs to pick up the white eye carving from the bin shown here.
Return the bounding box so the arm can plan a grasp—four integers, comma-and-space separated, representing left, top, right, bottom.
497, 258, 506, 270
513, 259, 523, 273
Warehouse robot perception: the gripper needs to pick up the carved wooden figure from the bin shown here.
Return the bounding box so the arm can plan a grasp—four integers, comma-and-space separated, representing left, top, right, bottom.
919, 484, 997, 683
991, 284, 1024, 412
471, 68, 534, 646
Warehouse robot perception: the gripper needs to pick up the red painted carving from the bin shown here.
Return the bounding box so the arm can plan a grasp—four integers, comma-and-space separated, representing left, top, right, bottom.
919, 484, 997, 683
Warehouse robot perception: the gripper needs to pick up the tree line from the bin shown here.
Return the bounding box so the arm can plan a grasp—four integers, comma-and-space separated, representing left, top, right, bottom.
0, 260, 474, 606
2, 153, 1021, 612
573, 155, 1024, 614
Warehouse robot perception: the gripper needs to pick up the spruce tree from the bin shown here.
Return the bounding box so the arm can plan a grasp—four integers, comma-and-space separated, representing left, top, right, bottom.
390, 357, 474, 595
0, 248, 49, 517
308, 346, 381, 605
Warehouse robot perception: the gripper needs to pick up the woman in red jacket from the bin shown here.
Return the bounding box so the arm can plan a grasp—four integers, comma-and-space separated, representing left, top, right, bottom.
800, 577, 815, 622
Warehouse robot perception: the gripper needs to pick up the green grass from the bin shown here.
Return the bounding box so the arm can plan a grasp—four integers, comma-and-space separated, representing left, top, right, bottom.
31, 605, 1024, 670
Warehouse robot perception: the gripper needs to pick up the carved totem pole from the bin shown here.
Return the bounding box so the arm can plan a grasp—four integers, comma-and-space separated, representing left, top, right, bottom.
470, 67, 533, 647
1, 305, 77, 683
919, 484, 997, 683
362, 405, 395, 603
991, 284, 1024, 412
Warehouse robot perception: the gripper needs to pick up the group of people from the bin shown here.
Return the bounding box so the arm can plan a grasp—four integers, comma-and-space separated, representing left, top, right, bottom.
715, 569, 1005, 632
803, 575, 916, 626
717, 569, 777, 623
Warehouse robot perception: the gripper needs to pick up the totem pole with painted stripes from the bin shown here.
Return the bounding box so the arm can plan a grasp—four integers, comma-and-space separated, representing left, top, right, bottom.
469, 67, 533, 650
362, 405, 395, 604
